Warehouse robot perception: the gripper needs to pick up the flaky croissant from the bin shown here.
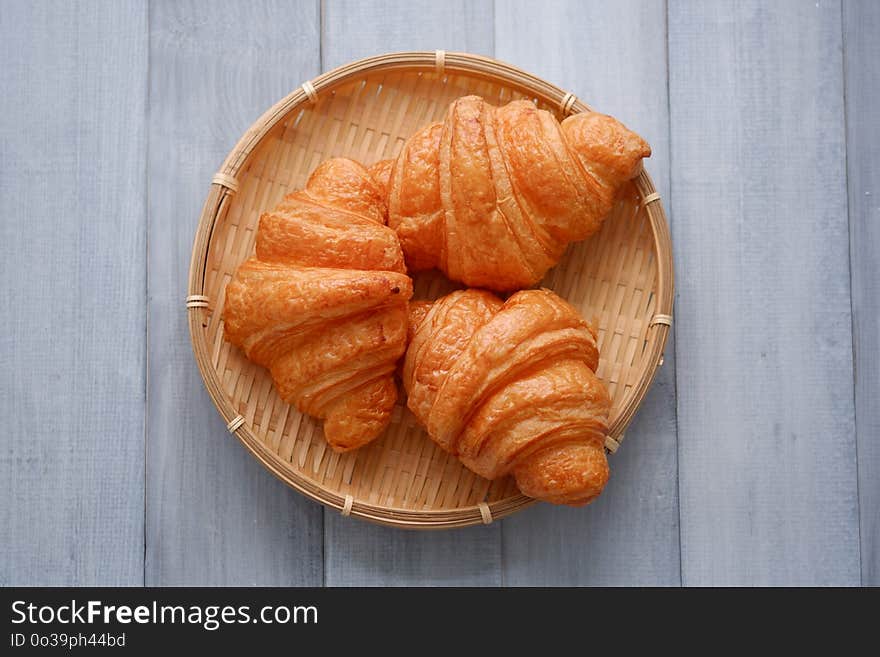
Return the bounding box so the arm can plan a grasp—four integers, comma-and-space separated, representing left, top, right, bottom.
222, 158, 412, 452
403, 288, 611, 506
371, 95, 650, 291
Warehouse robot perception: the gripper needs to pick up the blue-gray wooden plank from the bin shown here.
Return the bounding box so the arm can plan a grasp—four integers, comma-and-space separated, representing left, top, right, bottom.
320, 0, 494, 69
0, 0, 148, 585
669, 0, 860, 585
145, 0, 324, 585
320, 0, 502, 587
495, 0, 680, 586
843, 0, 880, 586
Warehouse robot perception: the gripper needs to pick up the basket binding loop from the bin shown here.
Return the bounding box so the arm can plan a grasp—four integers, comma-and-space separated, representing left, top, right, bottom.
605, 435, 621, 454
211, 172, 239, 195
478, 502, 493, 525
560, 92, 578, 116
341, 494, 354, 517
650, 313, 673, 327
641, 191, 661, 207
434, 49, 445, 76
301, 80, 318, 104
185, 294, 209, 309
226, 415, 245, 433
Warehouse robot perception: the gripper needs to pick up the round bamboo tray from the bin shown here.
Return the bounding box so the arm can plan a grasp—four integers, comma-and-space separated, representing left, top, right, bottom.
187, 51, 674, 529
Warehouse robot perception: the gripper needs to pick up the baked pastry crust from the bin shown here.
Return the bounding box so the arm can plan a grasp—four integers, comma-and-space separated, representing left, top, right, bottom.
380, 96, 650, 290
403, 288, 611, 505
223, 158, 412, 452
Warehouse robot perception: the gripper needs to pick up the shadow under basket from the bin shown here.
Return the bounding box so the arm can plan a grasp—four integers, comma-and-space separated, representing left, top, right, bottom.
187, 51, 674, 529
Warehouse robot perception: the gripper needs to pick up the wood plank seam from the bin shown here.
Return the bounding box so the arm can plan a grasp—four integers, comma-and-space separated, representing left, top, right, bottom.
664, 0, 685, 589
840, 1, 880, 586
840, 0, 862, 587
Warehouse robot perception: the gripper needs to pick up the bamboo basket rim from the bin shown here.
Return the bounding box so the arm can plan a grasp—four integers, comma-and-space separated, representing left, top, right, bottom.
187, 51, 674, 529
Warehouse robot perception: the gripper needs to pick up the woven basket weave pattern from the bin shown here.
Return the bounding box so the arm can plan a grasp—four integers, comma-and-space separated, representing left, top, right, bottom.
188, 53, 673, 528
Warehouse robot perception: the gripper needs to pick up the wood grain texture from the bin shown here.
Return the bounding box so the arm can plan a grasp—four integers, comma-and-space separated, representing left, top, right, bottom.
146, 0, 323, 585
844, 0, 880, 586
324, 524, 501, 587
0, 0, 147, 585
495, 0, 680, 586
321, 0, 502, 586
669, 0, 860, 585
320, 0, 494, 71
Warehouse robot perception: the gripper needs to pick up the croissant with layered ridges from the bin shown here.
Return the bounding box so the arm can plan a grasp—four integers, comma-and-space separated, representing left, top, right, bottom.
222, 158, 412, 452
403, 287, 611, 506
371, 95, 651, 291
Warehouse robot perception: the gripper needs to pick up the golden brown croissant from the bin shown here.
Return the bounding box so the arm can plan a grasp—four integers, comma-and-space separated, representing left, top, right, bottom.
376, 95, 651, 290
222, 158, 413, 452
403, 288, 611, 506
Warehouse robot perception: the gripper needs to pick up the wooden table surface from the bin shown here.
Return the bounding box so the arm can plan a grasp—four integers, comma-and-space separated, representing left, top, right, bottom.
1, 0, 876, 587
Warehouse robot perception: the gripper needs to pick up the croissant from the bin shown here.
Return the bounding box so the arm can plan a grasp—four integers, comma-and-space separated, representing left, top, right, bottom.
403, 288, 611, 506
371, 95, 650, 290
222, 158, 413, 452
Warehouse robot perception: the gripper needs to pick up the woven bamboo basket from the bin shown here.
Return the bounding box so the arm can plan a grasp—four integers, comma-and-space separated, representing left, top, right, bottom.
187, 51, 673, 529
